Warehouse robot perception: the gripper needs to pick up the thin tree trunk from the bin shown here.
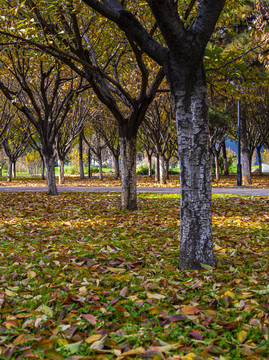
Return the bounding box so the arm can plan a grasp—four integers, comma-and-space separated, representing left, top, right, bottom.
13, 161, 16, 178
240, 115, 252, 185
148, 154, 152, 177
155, 153, 160, 182
58, 158, 65, 184
79, 133, 85, 179
173, 64, 215, 270
119, 132, 137, 210
114, 155, 120, 179
44, 154, 58, 195
0, 166, 2, 177
8, 159, 12, 182
214, 151, 220, 181
97, 149, 103, 180
88, 147, 91, 178
165, 158, 169, 180
222, 140, 229, 176
159, 153, 166, 185
41, 156, 45, 180
257, 146, 262, 175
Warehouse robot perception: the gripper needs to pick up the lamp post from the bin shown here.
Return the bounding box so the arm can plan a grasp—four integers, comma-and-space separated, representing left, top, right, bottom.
237, 99, 242, 186
232, 78, 242, 187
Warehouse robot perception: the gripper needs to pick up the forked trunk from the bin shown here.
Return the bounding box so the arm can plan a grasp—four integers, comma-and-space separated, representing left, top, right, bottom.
58, 158, 65, 185
8, 159, 12, 182
119, 132, 137, 210
172, 64, 216, 269
44, 155, 58, 195
155, 154, 160, 182
159, 153, 166, 184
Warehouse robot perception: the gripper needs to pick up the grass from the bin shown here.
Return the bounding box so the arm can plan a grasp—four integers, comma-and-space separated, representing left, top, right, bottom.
0, 192, 268, 359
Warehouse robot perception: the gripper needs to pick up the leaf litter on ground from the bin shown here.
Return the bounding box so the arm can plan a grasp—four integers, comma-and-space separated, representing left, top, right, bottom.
0, 192, 268, 359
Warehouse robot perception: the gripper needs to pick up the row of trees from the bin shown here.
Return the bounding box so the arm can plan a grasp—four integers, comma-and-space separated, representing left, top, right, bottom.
0, 0, 268, 269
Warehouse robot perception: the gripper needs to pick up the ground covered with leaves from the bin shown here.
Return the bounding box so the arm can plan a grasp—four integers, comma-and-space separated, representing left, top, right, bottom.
0, 192, 268, 360
0, 174, 269, 188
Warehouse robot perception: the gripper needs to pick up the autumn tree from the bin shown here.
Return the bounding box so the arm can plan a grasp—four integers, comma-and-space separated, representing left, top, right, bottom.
2, 116, 31, 181
0, 49, 86, 194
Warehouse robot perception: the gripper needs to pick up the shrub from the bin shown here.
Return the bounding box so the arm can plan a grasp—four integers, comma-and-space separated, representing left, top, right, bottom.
168, 168, 180, 175
91, 166, 99, 173
136, 164, 149, 175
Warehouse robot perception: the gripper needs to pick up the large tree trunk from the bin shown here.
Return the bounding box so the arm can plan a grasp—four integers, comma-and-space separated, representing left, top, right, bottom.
88, 147, 91, 178
44, 154, 58, 195
155, 153, 160, 182
114, 154, 120, 180
222, 140, 229, 176
79, 133, 85, 179
240, 114, 252, 185
159, 153, 166, 185
58, 158, 65, 184
8, 159, 12, 182
119, 131, 137, 210
171, 64, 215, 270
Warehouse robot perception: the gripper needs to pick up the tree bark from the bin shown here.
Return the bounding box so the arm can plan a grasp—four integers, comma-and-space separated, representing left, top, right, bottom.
13, 161, 16, 178
58, 158, 65, 184
256, 146, 262, 175
97, 149, 103, 180
240, 114, 252, 185
222, 140, 229, 175
79, 133, 85, 179
119, 132, 137, 210
159, 153, 166, 184
171, 64, 216, 269
88, 147, 91, 178
8, 159, 12, 182
214, 151, 220, 181
41, 156, 45, 180
114, 155, 120, 179
44, 154, 58, 195
165, 158, 170, 179
155, 153, 160, 182
148, 154, 152, 177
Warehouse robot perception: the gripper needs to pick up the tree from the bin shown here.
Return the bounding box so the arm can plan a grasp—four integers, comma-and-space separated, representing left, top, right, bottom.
78, 0, 229, 269
142, 95, 175, 185
0, 49, 86, 194
0, 1, 164, 209
2, 116, 31, 181
55, 96, 91, 184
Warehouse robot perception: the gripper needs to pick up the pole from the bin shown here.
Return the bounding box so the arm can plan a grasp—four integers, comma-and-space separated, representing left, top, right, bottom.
237, 99, 242, 186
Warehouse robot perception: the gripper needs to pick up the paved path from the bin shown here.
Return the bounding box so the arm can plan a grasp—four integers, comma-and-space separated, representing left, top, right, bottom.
0, 186, 268, 196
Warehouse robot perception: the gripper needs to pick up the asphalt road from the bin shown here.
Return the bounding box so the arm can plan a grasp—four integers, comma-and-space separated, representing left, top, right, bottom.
0, 186, 268, 196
